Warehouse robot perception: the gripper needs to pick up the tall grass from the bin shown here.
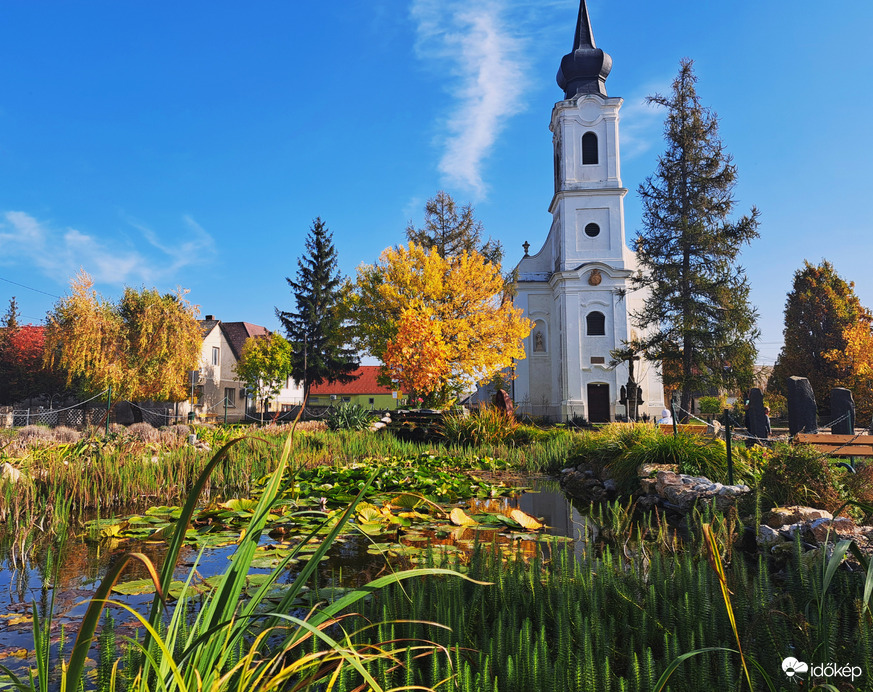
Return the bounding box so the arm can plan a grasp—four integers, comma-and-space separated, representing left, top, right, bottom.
342, 524, 873, 691
2, 431, 483, 691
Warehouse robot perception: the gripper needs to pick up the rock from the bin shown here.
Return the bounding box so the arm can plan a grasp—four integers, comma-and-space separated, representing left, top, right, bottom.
786, 376, 818, 435
757, 525, 784, 550
765, 506, 832, 529
745, 388, 770, 446
639, 478, 657, 495
639, 462, 678, 478
806, 517, 859, 543
561, 471, 607, 503
830, 388, 855, 435
1, 463, 22, 484
655, 471, 682, 494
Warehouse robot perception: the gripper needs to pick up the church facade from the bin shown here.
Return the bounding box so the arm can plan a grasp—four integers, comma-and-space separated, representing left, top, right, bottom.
513, 0, 664, 422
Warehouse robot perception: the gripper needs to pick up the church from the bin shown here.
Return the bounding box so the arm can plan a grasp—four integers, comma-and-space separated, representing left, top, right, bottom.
512, 0, 664, 423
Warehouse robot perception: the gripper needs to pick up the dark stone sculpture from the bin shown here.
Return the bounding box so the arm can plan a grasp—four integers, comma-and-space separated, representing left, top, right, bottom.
744, 388, 770, 446
830, 388, 855, 435
786, 376, 817, 435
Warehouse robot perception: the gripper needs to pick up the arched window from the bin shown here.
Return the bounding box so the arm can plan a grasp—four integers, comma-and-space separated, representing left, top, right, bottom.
584, 223, 600, 237
586, 311, 606, 336
582, 132, 598, 164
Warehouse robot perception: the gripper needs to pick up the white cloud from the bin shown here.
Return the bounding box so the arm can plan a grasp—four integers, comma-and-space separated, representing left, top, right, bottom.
618, 79, 671, 161
0, 211, 216, 287
411, 0, 529, 199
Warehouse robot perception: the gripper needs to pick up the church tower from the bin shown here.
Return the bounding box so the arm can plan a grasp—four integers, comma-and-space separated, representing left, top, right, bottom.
513, 0, 663, 422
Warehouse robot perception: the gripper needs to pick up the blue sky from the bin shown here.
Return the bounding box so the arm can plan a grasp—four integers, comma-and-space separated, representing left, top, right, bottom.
1, 1, 871, 368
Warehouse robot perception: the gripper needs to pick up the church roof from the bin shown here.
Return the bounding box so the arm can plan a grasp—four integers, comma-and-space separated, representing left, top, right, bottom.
556, 0, 612, 99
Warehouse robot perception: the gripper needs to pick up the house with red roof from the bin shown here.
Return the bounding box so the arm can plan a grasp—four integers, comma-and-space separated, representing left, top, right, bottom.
308, 366, 406, 410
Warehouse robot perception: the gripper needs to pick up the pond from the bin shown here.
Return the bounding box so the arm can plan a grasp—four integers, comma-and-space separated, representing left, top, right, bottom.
0, 477, 586, 670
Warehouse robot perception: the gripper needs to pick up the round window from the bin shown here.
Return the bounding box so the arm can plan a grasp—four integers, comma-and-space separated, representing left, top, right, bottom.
585, 223, 600, 238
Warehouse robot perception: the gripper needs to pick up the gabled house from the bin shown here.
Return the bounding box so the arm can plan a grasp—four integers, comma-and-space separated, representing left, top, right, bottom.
189, 316, 303, 422
308, 366, 405, 410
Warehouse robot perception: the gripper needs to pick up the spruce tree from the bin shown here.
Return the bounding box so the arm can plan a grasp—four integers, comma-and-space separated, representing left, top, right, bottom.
0, 297, 21, 404
276, 218, 359, 399
631, 59, 760, 418
405, 191, 503, 265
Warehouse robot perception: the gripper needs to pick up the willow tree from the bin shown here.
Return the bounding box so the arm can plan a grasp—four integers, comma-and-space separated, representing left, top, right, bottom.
631, 59, 760, 418
46, 271, 203, 401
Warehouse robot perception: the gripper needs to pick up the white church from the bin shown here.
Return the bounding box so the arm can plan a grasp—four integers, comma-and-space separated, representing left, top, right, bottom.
512, 0, 665, 423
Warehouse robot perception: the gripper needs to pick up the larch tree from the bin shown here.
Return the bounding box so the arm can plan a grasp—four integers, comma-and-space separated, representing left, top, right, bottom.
45, 271, 203, 401
405, 191, 503, 266
233, 331, 293, 416
276, 218, 359, 400
631, 59, 760, 419
347, 243, 531, 405
769, 259, 872, 417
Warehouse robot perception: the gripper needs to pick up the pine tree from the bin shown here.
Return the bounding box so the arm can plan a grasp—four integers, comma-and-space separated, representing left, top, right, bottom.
0, 297, 21, 404
769, 260, 871, 414
276, 218, 359, 399
631, 59, 760, 418
405, 191, 503, 265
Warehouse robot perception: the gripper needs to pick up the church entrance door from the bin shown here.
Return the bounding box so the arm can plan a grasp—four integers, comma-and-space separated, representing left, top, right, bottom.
587, 384, 610, 423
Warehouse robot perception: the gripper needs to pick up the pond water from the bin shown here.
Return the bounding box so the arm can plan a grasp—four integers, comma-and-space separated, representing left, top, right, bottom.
0, 477, 586, 670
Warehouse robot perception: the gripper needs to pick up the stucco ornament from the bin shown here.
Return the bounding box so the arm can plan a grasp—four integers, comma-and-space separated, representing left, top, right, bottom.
588, 268, 602, 286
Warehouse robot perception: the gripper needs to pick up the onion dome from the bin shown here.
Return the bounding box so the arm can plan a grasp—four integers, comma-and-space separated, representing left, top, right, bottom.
556, 0, 612, 99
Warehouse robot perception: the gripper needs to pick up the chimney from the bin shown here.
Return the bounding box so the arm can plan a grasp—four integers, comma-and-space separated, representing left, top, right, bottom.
205, 314, 215, 321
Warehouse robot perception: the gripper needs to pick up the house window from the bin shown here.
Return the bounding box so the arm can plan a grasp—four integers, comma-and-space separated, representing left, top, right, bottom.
582, 132, 598, 164
368, 397, 375, 409
342, 397, 351, 403
212, 347, 220, 366
586, 311, 606, 336
224, 388, 236, 407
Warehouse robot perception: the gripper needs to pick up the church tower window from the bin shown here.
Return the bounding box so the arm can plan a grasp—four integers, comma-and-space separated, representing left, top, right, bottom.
584, 223, 600, 237
586, 311, 606, 335
582, 132, 598, 164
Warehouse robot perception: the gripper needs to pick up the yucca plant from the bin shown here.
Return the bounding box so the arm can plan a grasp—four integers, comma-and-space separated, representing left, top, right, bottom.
326, 403, 374, 431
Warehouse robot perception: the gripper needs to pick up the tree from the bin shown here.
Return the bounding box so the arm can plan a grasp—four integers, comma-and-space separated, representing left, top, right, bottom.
276, 218, 359, 400
347, 242, 531, 405
45, 271, 203, 401
233, 332, 293, 416
631, 59, 760, 419
769, 260, 873, 416
405, 191, 503, 266
0, 297, 21, 403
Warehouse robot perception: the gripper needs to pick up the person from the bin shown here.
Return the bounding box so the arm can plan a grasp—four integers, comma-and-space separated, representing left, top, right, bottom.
657, 408, 673, 425
762, 405, 772, 438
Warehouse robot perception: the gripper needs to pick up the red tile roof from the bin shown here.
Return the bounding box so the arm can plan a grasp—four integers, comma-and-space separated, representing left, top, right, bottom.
309, 366, 406, 395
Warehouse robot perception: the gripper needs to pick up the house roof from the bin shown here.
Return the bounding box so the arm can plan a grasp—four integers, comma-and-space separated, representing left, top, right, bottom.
220, 322, 270, 361
197, 319, 270, 361
309, 366, 406, 396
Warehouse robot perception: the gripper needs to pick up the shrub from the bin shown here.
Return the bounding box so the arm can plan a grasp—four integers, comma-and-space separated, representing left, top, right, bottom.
17, 425, 54, 444
127, 422, 160, 442
326, 403, 373, 431
439, 406, 518, 446
619, 433, 751, 487
843, 462, 873, 522
52, 426, 81, 443
698, 395, 727, 416
759, 442, 844, 511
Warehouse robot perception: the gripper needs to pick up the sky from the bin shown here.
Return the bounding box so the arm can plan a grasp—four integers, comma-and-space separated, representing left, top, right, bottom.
1, 0, 872, 368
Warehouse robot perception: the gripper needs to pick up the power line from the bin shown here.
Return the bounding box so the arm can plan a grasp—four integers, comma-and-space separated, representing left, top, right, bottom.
0, 275, 60, 299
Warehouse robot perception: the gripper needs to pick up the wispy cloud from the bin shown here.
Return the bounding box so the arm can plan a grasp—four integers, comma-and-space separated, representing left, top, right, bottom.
411, 0, 529, 199
0, 211, 216, 287
619, 79, 672, 161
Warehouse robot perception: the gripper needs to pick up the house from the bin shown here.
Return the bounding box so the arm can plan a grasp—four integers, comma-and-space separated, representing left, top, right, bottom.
308, 366, 405, 410
186, 316, 303, 422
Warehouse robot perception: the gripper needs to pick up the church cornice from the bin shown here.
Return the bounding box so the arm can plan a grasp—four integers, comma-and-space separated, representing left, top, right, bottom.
548, 261, 633, 288
549, 187, 627, 213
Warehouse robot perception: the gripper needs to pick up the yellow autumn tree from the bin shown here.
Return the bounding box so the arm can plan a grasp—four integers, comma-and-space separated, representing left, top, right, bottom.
384, 307, 450, 396
824, 320, 873, 421
46, 271, 203, 401
347, 243, 531, 404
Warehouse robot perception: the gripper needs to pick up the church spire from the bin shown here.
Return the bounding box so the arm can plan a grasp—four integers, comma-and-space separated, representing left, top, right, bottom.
556, 0, 612, 99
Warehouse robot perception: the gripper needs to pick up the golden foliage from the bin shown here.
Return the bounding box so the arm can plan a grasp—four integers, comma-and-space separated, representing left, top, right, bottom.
824, 320, 873, 420
348, 243, 531, 399
45, 271, 202, 400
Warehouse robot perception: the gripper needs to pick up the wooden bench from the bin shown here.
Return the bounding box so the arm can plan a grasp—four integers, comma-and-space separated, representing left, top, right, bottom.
659, 424, 709, 435
794, 433, 873, 458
